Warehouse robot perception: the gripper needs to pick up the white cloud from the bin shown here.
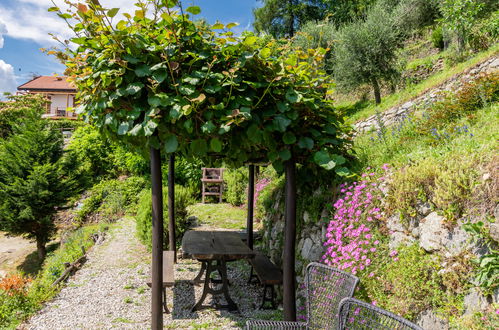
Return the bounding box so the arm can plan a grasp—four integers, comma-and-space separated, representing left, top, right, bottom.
0, 19, 6, 48
0, 59, 17, 95
0, 0, 141, 46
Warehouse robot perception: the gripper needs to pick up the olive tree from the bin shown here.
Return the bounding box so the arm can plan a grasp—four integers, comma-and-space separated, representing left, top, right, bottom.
333, 4, 402, 104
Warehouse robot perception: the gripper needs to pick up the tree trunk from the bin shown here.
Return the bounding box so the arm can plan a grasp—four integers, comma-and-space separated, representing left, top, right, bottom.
372, 78, 381, 104
36, 237, 47, 261
287, 0, 295, 37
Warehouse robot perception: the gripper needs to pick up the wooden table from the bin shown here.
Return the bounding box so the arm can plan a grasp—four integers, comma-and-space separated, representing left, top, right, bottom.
182, 230, 255, 311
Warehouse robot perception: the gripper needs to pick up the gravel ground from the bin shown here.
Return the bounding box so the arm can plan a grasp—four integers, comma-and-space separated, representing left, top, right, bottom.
22, 218, 280, 329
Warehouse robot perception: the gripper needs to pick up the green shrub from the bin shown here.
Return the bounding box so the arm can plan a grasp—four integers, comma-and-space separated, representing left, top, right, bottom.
431, 26, 445, 50
162, 157, 203, 193
468, 11, 499, 52
224, 167, 248, 206
360, 244, 449, 320
135, 185, 196, 249
75, 177, 147, 223
388, 156, 478, 222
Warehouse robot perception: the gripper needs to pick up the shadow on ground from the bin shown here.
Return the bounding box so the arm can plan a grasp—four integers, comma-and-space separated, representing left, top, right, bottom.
17, 242, 60, 276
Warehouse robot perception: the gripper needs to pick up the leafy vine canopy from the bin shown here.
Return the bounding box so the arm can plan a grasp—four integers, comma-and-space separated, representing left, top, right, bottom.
50, 0, 353, 175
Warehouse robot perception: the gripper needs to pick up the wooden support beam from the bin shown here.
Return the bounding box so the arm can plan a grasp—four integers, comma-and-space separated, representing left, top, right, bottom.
168, 153, 176, 263
283, 159, 297, 322
150, 147, 163, 329
246, 164, 255, 250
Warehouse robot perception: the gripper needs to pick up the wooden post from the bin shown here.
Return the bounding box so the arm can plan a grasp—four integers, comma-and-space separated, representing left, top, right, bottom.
168, 153, 176, 263
246, 164, 255, 250
283, 159, 297, 321
150, 147, 163, 329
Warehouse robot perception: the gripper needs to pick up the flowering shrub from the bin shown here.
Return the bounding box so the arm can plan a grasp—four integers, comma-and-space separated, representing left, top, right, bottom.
254, 177, 271, 209
0, 274, 31, 297
322, 166, 388, 275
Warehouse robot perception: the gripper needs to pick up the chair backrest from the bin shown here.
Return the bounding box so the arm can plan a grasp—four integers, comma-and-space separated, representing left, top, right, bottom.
338, 298, 423, 330
202, 167, 224, 180
305, 262, 359, 329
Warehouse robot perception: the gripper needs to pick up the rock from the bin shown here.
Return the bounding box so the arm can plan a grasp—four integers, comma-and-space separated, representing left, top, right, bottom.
301, 238, 313, 260
489, 58, 499, 68
419, 212, 447, 252
303, 211, 310, 224
389, 231, 415, 249
401, 101, 414, 109
494, 204, 499, 222
416, 310, 449, 330
387, 214, 405, 233
416, 202, 432, 217
490, 221, 499, 243
463, 288, 489, 315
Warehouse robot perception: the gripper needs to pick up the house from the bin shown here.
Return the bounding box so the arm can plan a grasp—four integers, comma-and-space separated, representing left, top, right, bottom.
17, 76, 77, 120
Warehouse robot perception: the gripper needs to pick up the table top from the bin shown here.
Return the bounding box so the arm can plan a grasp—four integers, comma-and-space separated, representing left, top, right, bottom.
182, 230, 255, 260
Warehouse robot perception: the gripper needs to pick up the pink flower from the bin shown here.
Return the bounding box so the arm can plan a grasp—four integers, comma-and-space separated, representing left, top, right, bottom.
374, 240, 379, 245
389, 250, 398, 257
371, 300, 377, 306
368, 272, 374, 278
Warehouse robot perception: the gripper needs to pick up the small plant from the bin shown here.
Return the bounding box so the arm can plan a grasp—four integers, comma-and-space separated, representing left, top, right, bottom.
123, 297, 133, 304
431, 25, 445, 50
123, 284, 134, 290
462, 221, 499, 295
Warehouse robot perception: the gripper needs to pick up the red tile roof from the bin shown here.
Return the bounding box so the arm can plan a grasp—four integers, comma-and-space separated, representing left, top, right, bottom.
17, 76, 76, 92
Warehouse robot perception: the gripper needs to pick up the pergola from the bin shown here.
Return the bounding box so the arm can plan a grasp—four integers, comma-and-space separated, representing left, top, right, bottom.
53, 1, 352, 328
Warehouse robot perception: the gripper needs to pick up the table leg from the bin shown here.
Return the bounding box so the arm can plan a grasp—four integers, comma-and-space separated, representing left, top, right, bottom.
191, 260, 238, 312
191, 260, 206, 285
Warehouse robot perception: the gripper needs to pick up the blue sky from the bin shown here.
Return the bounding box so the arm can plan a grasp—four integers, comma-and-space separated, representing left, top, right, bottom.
0, 0, 260, 95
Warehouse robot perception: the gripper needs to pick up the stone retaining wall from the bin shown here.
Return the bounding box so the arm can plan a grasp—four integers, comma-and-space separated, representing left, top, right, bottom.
354, 55, 499, 133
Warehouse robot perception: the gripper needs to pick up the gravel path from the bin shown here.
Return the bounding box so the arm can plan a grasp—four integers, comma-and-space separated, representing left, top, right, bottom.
22, 218, 279, 329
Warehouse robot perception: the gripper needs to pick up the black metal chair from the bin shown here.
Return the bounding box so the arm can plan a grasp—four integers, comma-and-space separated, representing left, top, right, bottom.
246, 262, 360, 329
338, 298, 423, 330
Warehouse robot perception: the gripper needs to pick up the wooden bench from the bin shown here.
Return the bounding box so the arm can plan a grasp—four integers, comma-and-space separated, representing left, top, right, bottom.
147, 251, 175, 313
248, 253, 282, 309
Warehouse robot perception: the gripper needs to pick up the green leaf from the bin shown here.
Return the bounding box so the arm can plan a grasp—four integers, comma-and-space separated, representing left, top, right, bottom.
143, 120, 158, 136
201, 121, 216, 133
279, 149, 291, 161
191, 139, 208, 156
272, 160, 284, 173
243, 36, 258, 46
125, 82, 144, 95
283, 132, 296, 145
123, 54, 140, 64
164, 135, 178, 153
117, 122, 129, 135
273, 115, 291, 132
152, 70, 168, 83
260, 48, 271, 58
184, 119, 193, 133
186, 6, 201, 15
247, 124, 262, 143
335, 167, 350, 177
226, 22, 238, 29
135, 64, 151, 77
325, 124, 336, 135
179, 85, 196, 96
277, 101, 289, 113
212, 22, 224, 29
129, 124, 143, 136
331, 154, 346, 166
183, 76, 201, 85
298, 137, 314, 150
108, 8, 119, 18
57, 13, 72, 19
71, 37, 87, 45
285, 89, 302, 103
210, 138, 223, 152
48, 6, 59, 12
205, 85, 221, 94
148, 96, 161, 107
314, 151, 336, 170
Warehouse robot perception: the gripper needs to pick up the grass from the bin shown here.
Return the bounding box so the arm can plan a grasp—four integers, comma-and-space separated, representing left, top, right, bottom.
186, 203, 247, 230
341, 44, 498, 123
355, 103, 498, 169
